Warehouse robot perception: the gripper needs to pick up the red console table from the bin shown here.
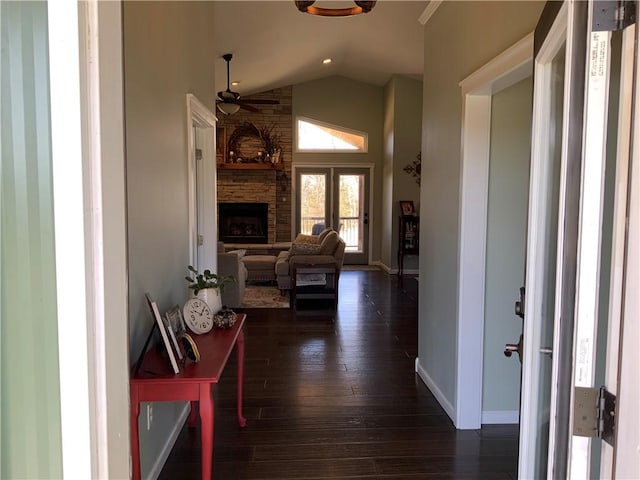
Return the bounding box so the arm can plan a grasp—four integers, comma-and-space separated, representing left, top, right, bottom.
130, 314, 247, 480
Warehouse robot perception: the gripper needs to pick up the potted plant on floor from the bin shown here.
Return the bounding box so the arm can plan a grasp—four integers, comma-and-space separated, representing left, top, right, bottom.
185, 265, 234, 314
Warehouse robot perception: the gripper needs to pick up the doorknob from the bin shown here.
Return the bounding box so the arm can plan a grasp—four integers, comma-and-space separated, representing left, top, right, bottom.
504, 334, 523, 363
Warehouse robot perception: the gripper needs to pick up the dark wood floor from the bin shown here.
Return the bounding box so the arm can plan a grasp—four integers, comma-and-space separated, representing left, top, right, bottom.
159, 270, 519, 479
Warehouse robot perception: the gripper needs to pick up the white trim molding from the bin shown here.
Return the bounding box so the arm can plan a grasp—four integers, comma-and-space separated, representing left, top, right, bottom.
481, 410, 520, 425
415, 358, 455, 422
455, 32, 534, 430
419, 0, 442, 26
459, 33, 534, 95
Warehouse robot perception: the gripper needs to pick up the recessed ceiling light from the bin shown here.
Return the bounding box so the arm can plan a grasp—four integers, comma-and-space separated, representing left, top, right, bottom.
231, 81, 239, 86
322, 58, 332, 65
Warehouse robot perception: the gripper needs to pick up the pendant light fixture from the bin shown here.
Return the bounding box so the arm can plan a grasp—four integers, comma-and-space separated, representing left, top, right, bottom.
294, 1, 376, 17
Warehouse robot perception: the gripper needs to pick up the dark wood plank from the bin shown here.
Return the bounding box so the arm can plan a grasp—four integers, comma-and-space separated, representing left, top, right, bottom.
158, 270, 519, 479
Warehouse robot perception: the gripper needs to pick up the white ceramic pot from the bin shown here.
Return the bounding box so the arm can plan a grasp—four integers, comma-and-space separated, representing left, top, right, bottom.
195, 288, 222, 315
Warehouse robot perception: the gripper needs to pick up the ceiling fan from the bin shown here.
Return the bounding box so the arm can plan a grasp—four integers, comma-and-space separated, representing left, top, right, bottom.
216, 53, 279, 115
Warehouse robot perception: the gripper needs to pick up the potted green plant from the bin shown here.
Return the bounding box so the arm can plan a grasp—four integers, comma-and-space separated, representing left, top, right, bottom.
185, 265, 234, 313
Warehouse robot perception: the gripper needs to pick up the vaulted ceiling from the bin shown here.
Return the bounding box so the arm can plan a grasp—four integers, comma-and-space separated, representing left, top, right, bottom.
212, 1, 427, 97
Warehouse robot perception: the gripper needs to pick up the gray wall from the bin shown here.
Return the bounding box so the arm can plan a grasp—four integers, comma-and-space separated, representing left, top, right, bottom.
418, 1, 544, 415
389, 75, 422, 271
292, 75, 384, 261
123, 2, 216, 476
382, 80, 396, 268
483, 77, 532, 414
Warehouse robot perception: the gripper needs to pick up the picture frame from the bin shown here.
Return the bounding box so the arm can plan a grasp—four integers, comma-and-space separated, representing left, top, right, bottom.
165, 305, 186, 338
145, 293, 180, 374
216, 126, 227, 164
399, 200, 415, 216
163, 309, 183, 361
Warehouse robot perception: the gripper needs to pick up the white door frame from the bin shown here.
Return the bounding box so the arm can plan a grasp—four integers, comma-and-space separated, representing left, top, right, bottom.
614, 29, 640, 474
49, 1, 129, 478
186, 94, 217, 272
455, 33, 534, 429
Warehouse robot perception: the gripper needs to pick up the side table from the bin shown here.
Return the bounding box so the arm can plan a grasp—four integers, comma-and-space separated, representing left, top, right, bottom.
291, 265, 338, 314
130, 314, 247, 480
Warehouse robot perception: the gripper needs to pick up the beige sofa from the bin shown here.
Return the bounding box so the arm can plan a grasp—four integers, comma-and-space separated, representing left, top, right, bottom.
217, 242, 247, 308
275, 230, 346, 293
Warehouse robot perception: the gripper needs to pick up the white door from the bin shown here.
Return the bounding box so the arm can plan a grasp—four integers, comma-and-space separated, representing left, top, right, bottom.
519, 1, 587, 478
569, 4, 638, 478
520, 1, 638, 478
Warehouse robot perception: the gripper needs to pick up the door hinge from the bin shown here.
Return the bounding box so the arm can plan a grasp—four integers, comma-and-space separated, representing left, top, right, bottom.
593, 1, 636, 31
573, 386, 616, 446
195, 148, 203, 161
197, 235, 204, 246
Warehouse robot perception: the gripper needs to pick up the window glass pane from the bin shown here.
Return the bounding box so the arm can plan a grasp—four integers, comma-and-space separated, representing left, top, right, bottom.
300, 174, 326, 234
339, 174, 363, 252
297, 118, 367, 152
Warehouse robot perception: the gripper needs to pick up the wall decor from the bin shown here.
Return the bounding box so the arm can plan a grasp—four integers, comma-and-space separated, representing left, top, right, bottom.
399, 200, 415, 216
403, 151, 421, 186
227, 121, 282, 164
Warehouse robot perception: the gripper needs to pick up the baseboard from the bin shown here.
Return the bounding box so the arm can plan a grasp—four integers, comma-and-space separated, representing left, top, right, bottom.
371, 260, 397, 274
400, 268, 420, 275
147, 403, 190, 480
374, 260, 418, 276
415, 357, 456, 423
481, 410, 520, 424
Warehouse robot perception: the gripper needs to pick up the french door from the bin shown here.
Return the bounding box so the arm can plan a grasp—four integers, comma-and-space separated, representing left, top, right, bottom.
519, 1, 638, 478
295, 166, 371, 264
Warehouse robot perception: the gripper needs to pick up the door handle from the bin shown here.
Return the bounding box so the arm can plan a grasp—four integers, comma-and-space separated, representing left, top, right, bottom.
504, 334, 523, 364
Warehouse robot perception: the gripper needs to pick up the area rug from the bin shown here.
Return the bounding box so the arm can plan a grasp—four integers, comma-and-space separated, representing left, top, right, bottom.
241, 286, 290, 308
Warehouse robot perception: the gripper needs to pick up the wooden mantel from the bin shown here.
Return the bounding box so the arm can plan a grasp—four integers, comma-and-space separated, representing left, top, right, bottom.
217, 163, 283, 171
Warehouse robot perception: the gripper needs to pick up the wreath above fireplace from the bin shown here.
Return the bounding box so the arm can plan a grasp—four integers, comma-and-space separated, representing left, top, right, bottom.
227, 121, 282, 164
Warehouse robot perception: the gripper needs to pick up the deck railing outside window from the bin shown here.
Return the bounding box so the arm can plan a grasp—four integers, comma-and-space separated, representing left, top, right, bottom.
300, 216, 361, 252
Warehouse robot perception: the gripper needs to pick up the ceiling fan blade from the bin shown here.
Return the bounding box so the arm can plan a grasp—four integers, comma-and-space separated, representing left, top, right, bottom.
240, 98, 280, 105
239, 103, 260, 113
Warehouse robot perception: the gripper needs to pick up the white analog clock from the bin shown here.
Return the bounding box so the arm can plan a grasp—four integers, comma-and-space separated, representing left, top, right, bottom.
183, 297, 214, 334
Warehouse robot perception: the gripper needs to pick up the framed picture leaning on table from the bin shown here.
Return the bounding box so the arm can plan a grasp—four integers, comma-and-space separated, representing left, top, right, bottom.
145, 293, 180, 374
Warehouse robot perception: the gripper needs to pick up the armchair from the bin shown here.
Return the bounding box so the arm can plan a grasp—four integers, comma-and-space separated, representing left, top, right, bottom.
217, 242, 247, 308
275, 230, 346, 294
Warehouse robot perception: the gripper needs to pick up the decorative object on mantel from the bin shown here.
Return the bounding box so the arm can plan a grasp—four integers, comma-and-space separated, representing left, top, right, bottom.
403, 151, 421, 186
295, 0, 376, 17
217, 53, 279, 115
226, 121, 282, 164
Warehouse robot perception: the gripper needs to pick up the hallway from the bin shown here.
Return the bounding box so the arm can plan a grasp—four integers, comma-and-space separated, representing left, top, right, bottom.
159, 270, 518, 479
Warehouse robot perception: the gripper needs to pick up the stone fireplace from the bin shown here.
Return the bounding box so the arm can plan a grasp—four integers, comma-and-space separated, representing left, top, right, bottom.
216, 85, 292, 242
217, 170, 278, 243
218, 202, 269, 244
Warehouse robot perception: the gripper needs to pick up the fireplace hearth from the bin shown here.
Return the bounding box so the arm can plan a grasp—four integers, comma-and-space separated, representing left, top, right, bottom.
218, 202, 268, 244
